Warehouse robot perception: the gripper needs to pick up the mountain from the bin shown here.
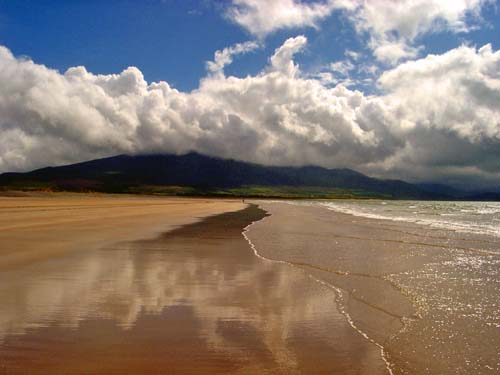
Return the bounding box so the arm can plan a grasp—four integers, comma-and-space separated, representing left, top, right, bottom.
415, 183, 466, 198
463, 192, 500, 201
0, 152, 464, 199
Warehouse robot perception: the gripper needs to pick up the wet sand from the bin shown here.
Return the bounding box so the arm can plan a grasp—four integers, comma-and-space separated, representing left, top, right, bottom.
0, 199, 387, 375
248, 202, 500, 375
3, 197, 497, 374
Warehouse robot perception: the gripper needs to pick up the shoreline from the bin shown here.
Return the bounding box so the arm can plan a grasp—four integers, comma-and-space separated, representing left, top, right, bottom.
242, 214, 394, 375
0, 199, 388, 374
243, 213, 396, 375
2, 196, 497, 374
248, 200, 500, 375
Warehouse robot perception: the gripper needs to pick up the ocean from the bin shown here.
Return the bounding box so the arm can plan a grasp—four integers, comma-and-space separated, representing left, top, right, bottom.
320, 200, 500, 239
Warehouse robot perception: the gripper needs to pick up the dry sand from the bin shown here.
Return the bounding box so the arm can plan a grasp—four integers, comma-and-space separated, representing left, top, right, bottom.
0, 193, 245, 269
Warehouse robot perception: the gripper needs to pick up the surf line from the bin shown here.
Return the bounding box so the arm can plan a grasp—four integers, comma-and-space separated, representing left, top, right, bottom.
242, 214, 396, 375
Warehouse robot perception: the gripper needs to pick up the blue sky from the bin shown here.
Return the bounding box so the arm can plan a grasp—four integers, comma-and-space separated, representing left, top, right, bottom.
1, 0, 500, 188
2, 0, 497, 91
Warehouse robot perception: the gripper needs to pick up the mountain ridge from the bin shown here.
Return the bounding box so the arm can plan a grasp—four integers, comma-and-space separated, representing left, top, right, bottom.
0, 152, 495, 200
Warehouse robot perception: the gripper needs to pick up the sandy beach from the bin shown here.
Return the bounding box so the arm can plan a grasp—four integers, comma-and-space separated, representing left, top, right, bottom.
0, 195, 386, 375
0, 193, 245, 270
1, 196, 498, 374
2, 1, 499, 373
248, 201, 500, 375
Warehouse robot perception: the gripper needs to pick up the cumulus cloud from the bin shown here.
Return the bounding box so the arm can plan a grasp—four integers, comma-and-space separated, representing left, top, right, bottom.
349, 0, 491, 64
224, 0, 491, 65
311, 58, 357, 87
370, 39, 420, 65
225, 0, 354, 37
206, 40, 260, 78
373, 43, 500, 185
269, 35, 308, 76
353, 0, 488, 40
1, 37, 500, 187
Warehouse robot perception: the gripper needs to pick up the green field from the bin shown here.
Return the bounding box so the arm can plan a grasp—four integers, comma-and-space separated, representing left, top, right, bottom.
0, 181, 394, 199
125, 185, 391, 199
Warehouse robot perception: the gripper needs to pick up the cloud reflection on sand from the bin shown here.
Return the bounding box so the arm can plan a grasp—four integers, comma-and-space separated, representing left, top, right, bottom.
0, 207, 385, 375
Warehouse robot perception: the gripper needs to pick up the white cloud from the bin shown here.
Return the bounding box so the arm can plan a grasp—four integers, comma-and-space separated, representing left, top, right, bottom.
311, 58, 356, 87
224, 0, 492, 65
225, 0, 353, 37
349, 0, 491, 64
314, 71, 338, 85
269, 35, 308, 76
206, 40, 260, 77
1, 39, 500, 187
344, 49, 361, 61
352, 0, 487, 40
329, 59, 355, 75
373, 43, 500, 184
370, 39, 421, 65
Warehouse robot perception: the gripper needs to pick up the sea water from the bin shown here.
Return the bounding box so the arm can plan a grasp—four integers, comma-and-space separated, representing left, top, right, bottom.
301, 200, 500, 374
321, 200, 500, 239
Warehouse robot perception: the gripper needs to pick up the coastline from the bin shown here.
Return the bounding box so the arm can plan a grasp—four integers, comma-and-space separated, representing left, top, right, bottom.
0, 198, 387, 374
2, 195, 497, 374
247, 201, 500, 375
243, 214, 397, 375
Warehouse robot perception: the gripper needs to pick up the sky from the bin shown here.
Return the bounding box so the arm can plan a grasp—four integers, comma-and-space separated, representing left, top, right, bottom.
0, 0, 500, 189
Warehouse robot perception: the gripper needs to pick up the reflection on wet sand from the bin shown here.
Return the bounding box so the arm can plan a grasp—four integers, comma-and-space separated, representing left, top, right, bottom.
248, 202, 500, 375
0, 205, 386, 375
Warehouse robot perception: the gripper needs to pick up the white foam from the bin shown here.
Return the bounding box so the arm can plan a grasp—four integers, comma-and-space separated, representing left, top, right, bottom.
317, 201, 500, 239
